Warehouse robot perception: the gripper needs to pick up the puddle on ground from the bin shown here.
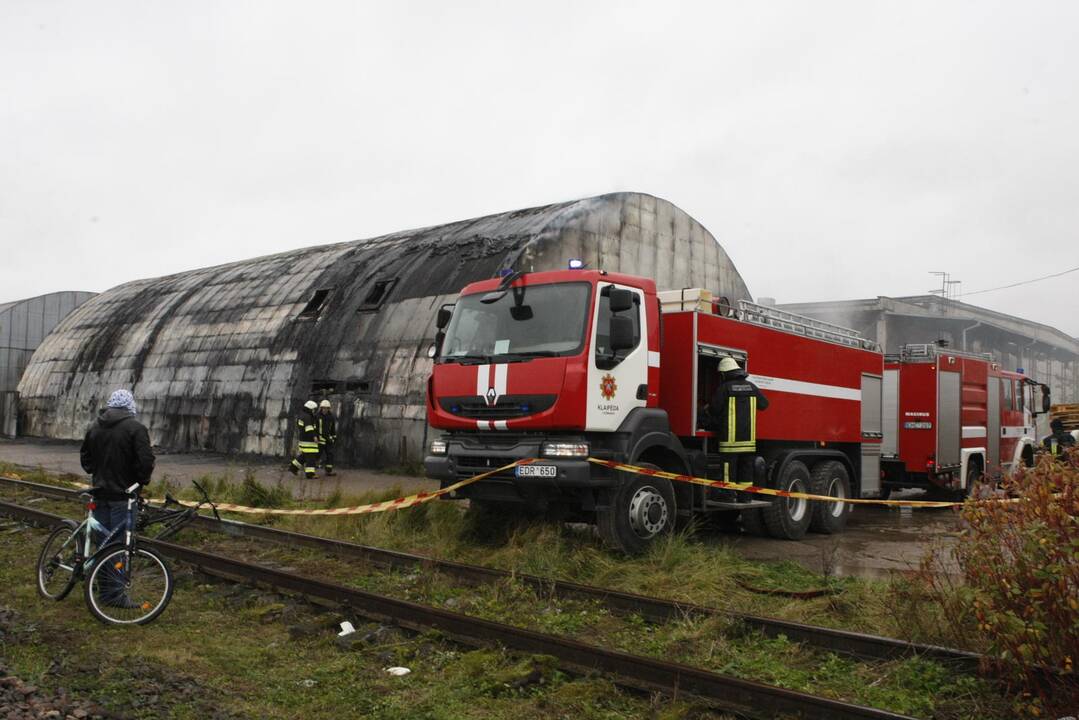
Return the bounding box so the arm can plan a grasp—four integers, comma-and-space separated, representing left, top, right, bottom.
712, 494, 962, 580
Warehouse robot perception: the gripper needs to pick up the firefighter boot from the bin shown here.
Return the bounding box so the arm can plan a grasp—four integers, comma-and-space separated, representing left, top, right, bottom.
288, 459, 301, 475
324, 466, 335, 477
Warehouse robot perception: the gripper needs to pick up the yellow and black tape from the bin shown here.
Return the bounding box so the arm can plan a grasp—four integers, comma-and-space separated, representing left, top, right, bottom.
586, 457, 967, 508
0, 460, 534, 517
4, 454, 1005, 516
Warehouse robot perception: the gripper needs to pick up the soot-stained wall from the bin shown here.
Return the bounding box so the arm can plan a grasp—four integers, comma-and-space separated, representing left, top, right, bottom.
18, 192, 751, 465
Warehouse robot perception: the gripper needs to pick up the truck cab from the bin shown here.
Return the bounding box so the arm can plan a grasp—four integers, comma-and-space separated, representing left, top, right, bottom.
424, 270, 663, 532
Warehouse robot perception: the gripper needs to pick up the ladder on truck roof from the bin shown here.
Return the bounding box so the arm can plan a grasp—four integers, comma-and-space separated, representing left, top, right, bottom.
738, 300, 877, 350
888, 343, 995, 363
657, 288, 878, 351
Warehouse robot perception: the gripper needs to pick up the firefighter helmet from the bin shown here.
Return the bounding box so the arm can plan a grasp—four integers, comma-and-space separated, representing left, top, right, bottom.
319, 400, 331, 409
718, 357, 740, 373
303, 400, 318, 411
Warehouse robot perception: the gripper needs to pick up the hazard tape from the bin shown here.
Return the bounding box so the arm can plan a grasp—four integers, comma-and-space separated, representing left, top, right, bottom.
0, 460, 533, 516
586, 457, 965, 508
3, 454, 1026, 515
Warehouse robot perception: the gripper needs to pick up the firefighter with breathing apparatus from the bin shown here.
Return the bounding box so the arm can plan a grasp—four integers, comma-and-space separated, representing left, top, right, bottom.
317, 399, 338, 476
1043, 418, 1076, 459
288, 400, 321, 479
706, 357, 769, 485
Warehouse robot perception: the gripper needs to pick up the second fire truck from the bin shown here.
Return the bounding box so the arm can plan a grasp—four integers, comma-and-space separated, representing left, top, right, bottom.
880, 344, 1050, 499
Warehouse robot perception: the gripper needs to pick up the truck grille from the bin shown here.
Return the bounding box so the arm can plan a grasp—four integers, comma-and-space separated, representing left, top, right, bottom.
455, 455, 520, 480
440, 394, 556, 420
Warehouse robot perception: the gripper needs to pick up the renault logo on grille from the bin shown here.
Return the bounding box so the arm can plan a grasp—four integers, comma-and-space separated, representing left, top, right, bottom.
485, 387, 498, 406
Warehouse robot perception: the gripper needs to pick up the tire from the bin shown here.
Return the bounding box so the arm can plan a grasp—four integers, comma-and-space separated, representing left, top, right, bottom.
36, 520, 80, 601
596, 464, 676, 554
808, 461, 851, 534
953, 460, 982, 501
84, 544, 174, 626
763, 460, 813, 540
464, 499, 529, 543
740, 508, 768, 536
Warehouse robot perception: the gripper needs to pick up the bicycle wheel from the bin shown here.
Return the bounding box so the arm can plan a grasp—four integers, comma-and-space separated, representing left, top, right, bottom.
36, 520, 80, 601
84, 544, 174, 625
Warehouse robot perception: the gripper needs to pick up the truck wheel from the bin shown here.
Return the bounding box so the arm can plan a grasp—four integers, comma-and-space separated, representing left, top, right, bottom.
597, 465, 676, 554
740, 508, 768, 536
808, 461, 851, 534
951, 460, 982, 501
763, 460, 812, 540
465, 499, 527, 542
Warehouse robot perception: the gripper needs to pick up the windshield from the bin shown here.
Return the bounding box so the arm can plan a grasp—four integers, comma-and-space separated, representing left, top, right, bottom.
440, 282, 591, 362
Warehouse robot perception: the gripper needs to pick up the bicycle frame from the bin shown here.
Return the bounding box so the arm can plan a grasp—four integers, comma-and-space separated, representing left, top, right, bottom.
52, 484, 143, 576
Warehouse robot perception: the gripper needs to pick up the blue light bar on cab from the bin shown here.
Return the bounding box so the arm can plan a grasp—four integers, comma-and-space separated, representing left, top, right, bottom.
568, 258, 585, 269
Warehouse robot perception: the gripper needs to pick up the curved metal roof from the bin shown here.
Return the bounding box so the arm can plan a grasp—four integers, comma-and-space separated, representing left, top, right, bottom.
18, 192, 750, 463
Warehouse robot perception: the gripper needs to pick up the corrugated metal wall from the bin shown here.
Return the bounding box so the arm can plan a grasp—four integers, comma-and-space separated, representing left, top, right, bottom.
0, 291, 96, 437
18, 193, 751, 465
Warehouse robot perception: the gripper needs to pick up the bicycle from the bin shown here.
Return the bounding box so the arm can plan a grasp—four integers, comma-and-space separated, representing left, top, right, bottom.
33, 479, 216, 625
136, 479, 220, 540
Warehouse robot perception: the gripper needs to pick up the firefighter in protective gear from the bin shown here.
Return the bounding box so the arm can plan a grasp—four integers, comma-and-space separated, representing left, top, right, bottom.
706, 357, 769, 483
288, 400, 321, 479
317, 399, 338, 476
1043, 418, 1076, 458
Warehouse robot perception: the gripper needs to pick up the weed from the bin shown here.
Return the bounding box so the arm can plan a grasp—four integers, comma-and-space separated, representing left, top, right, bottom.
913, 452, 1078, 716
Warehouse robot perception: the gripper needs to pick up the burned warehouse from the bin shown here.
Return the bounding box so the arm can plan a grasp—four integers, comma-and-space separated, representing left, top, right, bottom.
16, 192, 751, 466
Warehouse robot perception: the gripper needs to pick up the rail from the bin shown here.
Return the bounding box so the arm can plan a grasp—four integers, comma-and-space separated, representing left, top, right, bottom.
3, 497, 917, 720
0, 473, 982, 669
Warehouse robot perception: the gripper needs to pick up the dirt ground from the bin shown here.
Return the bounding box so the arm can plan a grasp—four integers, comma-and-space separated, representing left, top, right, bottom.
0, 437, 438, 499
0, 437, 957, 579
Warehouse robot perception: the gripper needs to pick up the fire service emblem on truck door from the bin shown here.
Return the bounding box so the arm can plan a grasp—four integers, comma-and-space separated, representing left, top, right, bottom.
600, 374, 618, 401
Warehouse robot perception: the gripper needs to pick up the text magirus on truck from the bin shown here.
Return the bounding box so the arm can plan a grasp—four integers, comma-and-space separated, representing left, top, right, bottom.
423, 265, 1048, 553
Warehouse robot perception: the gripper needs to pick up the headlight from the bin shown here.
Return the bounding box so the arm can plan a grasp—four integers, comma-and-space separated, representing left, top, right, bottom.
429, 440, 448, 455
541, 442, 589, 458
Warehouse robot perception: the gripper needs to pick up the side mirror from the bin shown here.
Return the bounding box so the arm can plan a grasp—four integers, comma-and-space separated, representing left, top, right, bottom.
436, 305, 454, 329
609, 288, 634, 313
609, 316, 635, 351
429, 331, 445, 359
1042, 386, 1051, 414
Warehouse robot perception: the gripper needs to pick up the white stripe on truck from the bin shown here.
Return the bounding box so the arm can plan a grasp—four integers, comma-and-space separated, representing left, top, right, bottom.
747, 374, 861, 402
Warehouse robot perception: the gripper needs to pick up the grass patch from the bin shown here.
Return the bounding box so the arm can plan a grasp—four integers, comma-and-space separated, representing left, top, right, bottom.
0, 525, 695, 720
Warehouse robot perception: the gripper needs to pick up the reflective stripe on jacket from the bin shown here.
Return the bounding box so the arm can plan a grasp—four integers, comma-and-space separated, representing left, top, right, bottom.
708, 373, 769, 454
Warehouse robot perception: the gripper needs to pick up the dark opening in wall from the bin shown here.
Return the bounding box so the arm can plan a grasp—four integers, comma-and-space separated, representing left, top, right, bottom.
346, 380, 372, 395
298, 288, 333, 319
311, 379, 339, 394
358, 279, 397, 313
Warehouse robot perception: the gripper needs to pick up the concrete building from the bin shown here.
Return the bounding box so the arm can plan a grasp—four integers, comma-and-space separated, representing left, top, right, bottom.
18, 192, 751, 466
779, 295, 1079, 405
0, 291, 96, 436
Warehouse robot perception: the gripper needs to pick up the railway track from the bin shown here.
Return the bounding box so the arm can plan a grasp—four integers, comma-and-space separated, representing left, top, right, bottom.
3, 497, 916, 720
0, 473, 983, 670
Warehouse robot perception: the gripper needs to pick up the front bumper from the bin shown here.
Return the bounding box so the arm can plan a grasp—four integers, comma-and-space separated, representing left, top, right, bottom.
423, 434, 617, 502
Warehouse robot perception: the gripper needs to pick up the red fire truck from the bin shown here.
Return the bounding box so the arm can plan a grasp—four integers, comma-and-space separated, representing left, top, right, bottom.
880, 344, 1051, 499
424, 268, 887, 552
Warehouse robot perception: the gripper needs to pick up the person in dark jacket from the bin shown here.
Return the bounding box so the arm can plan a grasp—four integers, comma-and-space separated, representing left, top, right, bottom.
288, 400, 321, 479
1043, 418, 1076, 458
79, 389, 155, 606
706, 357, 769, 484
317, 400, 337, 477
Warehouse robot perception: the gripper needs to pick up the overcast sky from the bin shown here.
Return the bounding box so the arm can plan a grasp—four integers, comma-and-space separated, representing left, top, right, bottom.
2, 1, 1077, 335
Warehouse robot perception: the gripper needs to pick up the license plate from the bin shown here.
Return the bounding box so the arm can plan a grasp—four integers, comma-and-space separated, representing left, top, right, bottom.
515, 465, 557, 478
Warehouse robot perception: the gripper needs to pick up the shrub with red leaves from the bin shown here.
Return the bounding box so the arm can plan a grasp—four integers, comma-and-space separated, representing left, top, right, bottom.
947, 450, 1078, 715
